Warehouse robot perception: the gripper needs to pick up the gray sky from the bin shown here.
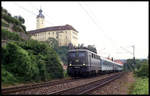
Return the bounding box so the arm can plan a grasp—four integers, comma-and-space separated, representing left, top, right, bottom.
2, 1, 148, 59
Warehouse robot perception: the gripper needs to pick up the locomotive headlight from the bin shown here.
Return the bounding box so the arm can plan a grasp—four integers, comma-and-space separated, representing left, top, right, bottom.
69, 64, 72, 66
83, 64, 85, 66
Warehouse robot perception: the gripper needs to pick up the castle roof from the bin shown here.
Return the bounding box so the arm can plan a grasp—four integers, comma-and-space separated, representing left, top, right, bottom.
37, 9, 44, 18
28, 24, 78, 34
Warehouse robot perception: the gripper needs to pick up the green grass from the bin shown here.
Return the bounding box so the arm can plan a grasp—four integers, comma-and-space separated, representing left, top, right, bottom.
131, 77, 149, 95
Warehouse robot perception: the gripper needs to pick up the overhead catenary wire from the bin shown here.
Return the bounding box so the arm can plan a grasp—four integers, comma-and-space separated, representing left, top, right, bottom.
13, 2, 133, 58
78, 2, 133, 58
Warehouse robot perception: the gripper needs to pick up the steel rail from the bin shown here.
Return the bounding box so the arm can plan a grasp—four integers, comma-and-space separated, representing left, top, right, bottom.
2, 78, 74, 94
50, 72, 124, 95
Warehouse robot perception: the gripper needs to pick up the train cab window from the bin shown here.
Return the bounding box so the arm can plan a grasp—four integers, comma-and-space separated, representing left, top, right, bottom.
92, 54, 94, 58
69, 51, 86, 58
78, 52, 85, 57
69, 53, 76, 57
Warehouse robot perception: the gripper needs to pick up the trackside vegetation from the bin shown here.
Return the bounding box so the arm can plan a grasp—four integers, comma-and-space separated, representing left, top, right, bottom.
2, 40, 64, 84
1, 7, 64, 86
129, 60, 149, 95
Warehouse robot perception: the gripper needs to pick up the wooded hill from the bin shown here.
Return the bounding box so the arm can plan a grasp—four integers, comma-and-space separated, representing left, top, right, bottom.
1, 7, 64, 85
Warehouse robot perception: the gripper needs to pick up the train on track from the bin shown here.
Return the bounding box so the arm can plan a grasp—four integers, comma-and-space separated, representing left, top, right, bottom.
67, 48, 123, 77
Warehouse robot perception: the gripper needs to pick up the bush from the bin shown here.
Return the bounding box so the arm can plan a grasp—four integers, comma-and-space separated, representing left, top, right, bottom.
37, 59, 47, 81
14, 16, 25, 24
2, 8, 8, 14
12, 25, 23, 32
3, 42, 39, 81
2, 14, 21, 25
2, 39, 64, 84
134, 60, 149, 78
21, 25, 26, 32
45, 50, 64, 78
15, 40, 64, 79
2, 66, 18, 84
131, 78, 148, 94
2, 28, 23, 41
2, 21, 9, 27
55, 46, 68, 65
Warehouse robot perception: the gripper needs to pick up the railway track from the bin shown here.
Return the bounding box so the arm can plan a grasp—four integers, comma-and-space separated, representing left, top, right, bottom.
50, 72, 124, 95
2, 72, 123, 95
2, 78, 74, 95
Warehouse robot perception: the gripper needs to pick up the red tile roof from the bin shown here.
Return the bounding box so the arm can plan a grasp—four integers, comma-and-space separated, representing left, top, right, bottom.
28, 24, 78, 34
114, 60, 124, 64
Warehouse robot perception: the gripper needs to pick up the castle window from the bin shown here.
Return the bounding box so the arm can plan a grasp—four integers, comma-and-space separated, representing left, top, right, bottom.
73, 36, 77, 39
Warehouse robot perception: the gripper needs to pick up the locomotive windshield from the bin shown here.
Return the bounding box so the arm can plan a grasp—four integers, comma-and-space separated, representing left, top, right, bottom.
69, 51, 86, 57
68, 51, 87, 66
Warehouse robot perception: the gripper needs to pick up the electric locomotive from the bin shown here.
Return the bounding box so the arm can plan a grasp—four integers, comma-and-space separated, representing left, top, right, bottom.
67, 48, 123, 77
67, 48, 101, 77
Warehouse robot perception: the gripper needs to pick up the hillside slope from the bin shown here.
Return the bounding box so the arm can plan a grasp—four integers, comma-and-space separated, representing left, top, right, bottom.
1, 7, 30, 43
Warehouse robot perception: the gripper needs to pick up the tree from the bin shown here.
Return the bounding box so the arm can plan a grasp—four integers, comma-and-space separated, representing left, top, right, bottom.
87, 45, 97, 53
3, 42, 39, 81
14, 16, 25, 24
68, 43, 74, 49
134, 60, 149, 78
78, 43, 84, 48
46, 37, 59, 50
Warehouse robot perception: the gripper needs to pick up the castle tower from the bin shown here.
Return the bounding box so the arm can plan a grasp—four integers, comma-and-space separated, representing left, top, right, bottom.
36, 9, 45, 29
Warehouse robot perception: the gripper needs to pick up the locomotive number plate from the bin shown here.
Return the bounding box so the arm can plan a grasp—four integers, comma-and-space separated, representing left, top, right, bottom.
75, 59, 79, 62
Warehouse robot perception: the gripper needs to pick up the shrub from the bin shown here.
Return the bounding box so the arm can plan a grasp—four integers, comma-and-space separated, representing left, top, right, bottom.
2, 28, 23, 41
2, 8, 8, 14
55, 46, 68, 65
2, 14, 21, 25
14, 16, 25, 24
3, 42, 39, 81
2, 39, 64, 84
131, 78, 148, 94
2, 21, 9, 27
134, 60, 149, 78
12, 25, 23, 32
21, 25, 26, 32
2, 66, 18, 84
15, 40, 64, 79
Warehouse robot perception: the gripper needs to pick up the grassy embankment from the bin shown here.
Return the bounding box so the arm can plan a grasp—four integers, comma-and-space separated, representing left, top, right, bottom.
129, 59, 149, 95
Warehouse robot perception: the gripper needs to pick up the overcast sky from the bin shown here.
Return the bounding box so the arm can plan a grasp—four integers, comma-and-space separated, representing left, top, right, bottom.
2, 1, 148, 59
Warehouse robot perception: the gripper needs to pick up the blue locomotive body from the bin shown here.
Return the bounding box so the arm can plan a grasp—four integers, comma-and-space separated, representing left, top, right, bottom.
67, 49, 123, 77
